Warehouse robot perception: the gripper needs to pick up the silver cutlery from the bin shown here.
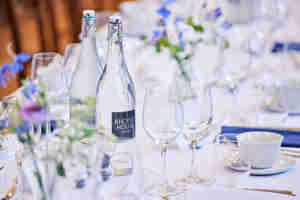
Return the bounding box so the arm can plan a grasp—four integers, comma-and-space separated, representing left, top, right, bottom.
242, 188, 296, 197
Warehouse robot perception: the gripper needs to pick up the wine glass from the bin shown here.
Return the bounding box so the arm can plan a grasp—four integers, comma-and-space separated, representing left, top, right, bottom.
143, 85, 184, 198
31, 52, 63, 90
175, 83, 214, 187
213, 0, 287, 91
31, 52, 63, 136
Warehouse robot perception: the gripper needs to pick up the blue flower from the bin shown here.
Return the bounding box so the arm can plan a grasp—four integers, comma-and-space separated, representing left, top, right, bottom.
0, 64, 11, 88
21, 81, 37, 100
0, 119, 9, 131
15, 53, 31, 63
205, 8, 222, 21
16, 122, 30, 143
221, 21, 233, 30
157, 18, 166, 26
152, 30, 162, 41
0, 53, 31, 88
10, 61, 23, 76
101, 170, 111, 182
11, 53, 31, 76
178, 31, 183, 41
174, 17, 184, 25
101, 154, 110, 169
271, 42, 285, 53
75, 179, 86, 189
156, 6, 171, 19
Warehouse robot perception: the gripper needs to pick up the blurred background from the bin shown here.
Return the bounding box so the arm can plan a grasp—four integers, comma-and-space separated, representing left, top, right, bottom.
0, 0, 134, 97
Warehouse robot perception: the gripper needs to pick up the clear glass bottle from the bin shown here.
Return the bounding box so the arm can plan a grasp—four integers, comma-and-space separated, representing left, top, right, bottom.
96, 15, 143, 198
69, 10, 103, 128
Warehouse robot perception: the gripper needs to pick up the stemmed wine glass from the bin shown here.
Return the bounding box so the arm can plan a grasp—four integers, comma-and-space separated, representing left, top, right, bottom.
175, 82, 214, 187
143, 85, 184, 198
213, 0, 287, 92
31, 52, 63, 136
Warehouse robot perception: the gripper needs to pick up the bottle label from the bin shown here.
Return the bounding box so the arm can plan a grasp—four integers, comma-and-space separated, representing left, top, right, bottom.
112, 110, 135, 139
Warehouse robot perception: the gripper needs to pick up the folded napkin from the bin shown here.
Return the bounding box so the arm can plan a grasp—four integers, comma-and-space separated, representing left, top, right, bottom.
221, 126, 300, 148
271, 42, 300, 53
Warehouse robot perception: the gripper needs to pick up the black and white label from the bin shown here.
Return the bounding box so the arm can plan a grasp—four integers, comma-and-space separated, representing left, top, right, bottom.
112, 110, 135, 139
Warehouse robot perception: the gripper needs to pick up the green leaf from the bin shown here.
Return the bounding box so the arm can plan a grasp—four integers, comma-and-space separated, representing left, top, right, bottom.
183, 55, 192, 60
159, 38, 169, 47
224, 40, 230, 49
187, 16, 194, 26
186, 16, 205, 32
56, 162, 66, 177
82, 128, 94, 138
193, 24, 204, 32
155, 42, 161, 52
172, 54, 181, 65
26, 133, 34, 145
169, 44, 182, 55
140, 35, 148, 41
17, 134, 27, 144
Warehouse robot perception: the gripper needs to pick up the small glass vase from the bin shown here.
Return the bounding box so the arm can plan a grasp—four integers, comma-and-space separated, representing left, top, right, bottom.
170, 60, 198, 101
20, 136, 97, 200
21, 148, 58, 200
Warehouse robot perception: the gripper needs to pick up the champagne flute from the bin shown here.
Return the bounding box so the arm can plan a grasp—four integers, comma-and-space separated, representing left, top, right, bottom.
143, 85, 184, 198
62, 43, 81, 124
175, 83, 214, 187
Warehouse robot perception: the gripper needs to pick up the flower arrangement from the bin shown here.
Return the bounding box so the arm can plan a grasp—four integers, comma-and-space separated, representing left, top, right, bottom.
139, 0, 230, 83
0, 48, 98, 199
0, 79, 99, 200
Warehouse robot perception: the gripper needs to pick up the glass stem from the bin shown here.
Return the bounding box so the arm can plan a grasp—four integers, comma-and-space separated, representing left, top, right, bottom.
161, 143, 168, 187
67, 91, 71, 124
189, 140, 197, 178
216, 36, 226, 73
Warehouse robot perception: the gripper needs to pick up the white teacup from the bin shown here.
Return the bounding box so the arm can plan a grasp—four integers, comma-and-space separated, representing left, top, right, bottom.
237, 132, 283, 169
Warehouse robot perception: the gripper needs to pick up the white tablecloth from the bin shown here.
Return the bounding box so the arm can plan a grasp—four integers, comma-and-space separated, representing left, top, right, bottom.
1, 0, 299, 199
94, 1, 300, 199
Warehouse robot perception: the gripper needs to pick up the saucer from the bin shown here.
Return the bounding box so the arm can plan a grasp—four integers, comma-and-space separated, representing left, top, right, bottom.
226, 153, 296, 175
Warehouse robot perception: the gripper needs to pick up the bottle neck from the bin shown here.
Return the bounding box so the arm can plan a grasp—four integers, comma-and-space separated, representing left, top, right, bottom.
81, 17, 96, 39
105, 23, 124, 72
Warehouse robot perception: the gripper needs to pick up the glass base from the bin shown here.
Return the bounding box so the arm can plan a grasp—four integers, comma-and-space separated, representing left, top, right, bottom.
145, 183, 185, 198
175, 175, 215, 189
119, 193, 139, 200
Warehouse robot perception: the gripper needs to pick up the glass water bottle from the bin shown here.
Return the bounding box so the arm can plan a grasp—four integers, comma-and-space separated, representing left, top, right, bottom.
69, 10, 103, 128
96, 15, 144, 198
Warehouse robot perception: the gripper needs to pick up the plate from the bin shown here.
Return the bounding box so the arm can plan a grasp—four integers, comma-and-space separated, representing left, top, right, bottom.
226, 153, 296, 175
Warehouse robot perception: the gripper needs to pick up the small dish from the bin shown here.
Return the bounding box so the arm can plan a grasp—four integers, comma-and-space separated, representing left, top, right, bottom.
226, 153, 296, 175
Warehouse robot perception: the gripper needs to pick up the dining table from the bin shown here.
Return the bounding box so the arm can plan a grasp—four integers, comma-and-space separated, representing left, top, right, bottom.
1, 0, 300, 199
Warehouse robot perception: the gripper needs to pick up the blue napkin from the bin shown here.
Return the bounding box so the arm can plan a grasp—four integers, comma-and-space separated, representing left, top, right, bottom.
221, 126, 300, 148
271, 42, 300, 53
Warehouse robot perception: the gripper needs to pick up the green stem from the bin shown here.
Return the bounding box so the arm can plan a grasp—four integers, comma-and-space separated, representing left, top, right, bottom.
25, 132, 48, 200
173, 54, 191, 83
